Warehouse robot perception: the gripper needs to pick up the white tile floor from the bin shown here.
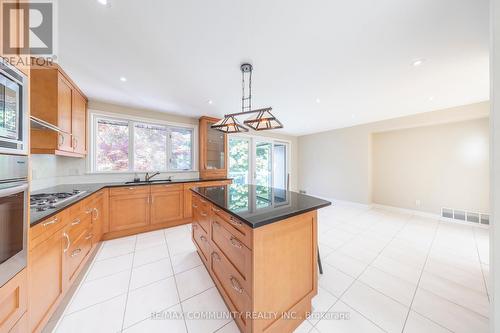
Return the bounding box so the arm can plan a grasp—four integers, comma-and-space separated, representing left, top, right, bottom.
52, 203, 490, 333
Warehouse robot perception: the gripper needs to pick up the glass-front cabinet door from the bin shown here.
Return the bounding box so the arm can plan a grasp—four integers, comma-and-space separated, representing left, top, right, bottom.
199, 117, 228, 179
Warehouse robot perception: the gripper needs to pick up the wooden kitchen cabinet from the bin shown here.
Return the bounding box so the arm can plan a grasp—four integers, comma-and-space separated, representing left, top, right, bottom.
109, 187, 151, 232
150, 184, 184, 226
71, 89, 87, 155
30, 62, 88, 157
0, 269, 27, 333
199, 116, 228, 179
29, 228, 66, 332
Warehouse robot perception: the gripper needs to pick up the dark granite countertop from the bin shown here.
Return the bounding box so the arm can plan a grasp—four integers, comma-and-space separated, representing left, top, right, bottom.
191, 184, 331, 228
30, 178, 230, 226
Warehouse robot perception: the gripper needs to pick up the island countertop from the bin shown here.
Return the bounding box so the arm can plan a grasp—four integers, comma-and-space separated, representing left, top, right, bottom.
191, 184, 331, 228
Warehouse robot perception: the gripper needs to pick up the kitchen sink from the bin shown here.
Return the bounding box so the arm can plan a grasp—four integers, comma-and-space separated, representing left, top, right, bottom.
124, 179, 173, 184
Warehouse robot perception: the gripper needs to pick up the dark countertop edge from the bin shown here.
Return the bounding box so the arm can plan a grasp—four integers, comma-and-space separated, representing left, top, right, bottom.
190, 188, 332, 229
30, 178, 231, 227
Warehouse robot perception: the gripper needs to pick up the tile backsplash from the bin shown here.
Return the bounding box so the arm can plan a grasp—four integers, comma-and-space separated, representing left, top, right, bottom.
30, 155, 199, 191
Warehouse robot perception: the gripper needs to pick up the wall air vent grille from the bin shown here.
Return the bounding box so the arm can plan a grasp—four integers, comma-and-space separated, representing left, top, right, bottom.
441, 208, 489, 226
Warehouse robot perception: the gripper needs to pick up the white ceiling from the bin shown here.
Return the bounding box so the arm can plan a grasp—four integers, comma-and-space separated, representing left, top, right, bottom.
57, 0, 489, 136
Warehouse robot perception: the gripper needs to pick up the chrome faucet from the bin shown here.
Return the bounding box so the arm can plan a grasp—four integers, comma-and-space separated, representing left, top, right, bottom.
145, 171, 160, 182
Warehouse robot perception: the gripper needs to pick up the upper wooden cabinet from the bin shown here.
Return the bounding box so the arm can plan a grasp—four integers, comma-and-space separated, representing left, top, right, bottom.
30, 62, 88, 157
199, 116, 228, 179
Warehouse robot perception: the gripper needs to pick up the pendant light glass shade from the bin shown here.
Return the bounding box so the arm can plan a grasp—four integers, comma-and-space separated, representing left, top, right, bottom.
211, 115, 249, 133
243, 108, 283, 131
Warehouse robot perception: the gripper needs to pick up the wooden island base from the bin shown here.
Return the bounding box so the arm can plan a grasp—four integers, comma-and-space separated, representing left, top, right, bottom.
191, 192, 319, 333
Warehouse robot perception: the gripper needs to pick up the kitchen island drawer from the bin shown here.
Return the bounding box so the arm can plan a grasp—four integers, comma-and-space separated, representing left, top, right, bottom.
210, 248, 251, 331
192, 223, 211, 265
211, 220, 252, 292
211, 210, 252, 249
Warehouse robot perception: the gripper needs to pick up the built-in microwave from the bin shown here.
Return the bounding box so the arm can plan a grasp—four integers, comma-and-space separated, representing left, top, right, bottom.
0, 61, 28, 155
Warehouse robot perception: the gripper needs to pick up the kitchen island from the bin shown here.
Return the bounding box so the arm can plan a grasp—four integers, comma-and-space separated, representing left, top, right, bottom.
190, 184, 331, 333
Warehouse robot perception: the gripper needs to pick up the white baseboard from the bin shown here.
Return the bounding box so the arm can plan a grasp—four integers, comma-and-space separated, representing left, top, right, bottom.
372, 203, 489, 229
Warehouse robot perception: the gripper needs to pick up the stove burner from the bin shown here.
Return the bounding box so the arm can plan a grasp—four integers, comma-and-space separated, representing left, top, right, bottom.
30, 190, 87, 212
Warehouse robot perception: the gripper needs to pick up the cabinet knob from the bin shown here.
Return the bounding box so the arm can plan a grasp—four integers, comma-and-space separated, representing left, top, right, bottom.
71, 218, 81, 226
200, 235, 208, 243
71, 248, 82, 257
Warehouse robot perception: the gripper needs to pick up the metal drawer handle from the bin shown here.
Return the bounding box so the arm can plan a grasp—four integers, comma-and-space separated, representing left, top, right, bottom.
128, 187, 135, 190
229, 217, 242, 227
63, 233, 70, 253
58, 134, 65, 146
192, 204, 198, 208
92, 208, 99, 221
86, 208, 93, 214
200, 212, 208, 217
212, 207, 220, 213
211, 252, 221, 261
85, 234, 93, 240
200, 199, 207, 203
200, 235, 208, 242
192, 224, 198, 229
229, 237, 243, 249
71, 248, 82, 257
71, 218, 81, 226
42, 217, 58, 227
230, 276, 244, 294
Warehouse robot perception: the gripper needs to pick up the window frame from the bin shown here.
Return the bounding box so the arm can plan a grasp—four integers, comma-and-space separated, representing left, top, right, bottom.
89, 110, 197, 174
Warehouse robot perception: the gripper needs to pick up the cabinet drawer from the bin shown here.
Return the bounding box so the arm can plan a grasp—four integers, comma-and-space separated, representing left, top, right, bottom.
151, 184, 183, 193
110, 186, 150, 196
210, 248, 251, 330
30, 212, 66, 249
67, 210, 92, 241
192, 196, 210, 234
66, 230, 92, 284
192, 223, 211, 264
211, 220, 252, 293
212, 210, 252, 249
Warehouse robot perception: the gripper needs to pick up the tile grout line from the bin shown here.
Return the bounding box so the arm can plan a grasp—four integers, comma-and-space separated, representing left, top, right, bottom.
399, 216, 440, 333
311, 211, 410, 332
163, 228, 190, 333
472, 227, 490, 302
119, 236, 138, 332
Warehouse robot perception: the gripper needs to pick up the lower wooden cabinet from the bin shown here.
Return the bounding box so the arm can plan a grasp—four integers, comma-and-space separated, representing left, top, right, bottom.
29, 228, 66, 332
109, 188, 150, 232
151, 185, 184, 225
0, 269, 27, 333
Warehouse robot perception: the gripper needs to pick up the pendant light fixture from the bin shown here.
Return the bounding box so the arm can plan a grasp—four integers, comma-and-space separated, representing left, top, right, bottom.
211, 63, 283, 133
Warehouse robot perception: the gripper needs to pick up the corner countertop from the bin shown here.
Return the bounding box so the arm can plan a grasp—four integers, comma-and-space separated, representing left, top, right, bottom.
30, 178, 230, 227
191, 184, 331, 228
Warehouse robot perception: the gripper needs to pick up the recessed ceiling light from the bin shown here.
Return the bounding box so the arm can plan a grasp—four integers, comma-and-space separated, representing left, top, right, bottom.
428, 96, 435, 101
207, 100, 213, 105
119, 77, 127, 82
97, 0, 108, 5
412, 58, 426, 67
315, 98, 321, 104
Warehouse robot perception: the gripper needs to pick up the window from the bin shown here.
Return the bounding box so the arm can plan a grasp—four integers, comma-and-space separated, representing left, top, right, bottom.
92, 114, 194, 173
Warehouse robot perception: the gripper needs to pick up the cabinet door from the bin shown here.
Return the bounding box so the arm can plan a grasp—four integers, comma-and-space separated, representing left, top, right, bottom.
109, 194, 150, 232
71, 90, 87, 155
91, 194, 105, 243
0, 269, 26, 333
64, 226, 92, 286
29, 230, 65, 332
57, 76, 73, 152
151, 190, 183, 225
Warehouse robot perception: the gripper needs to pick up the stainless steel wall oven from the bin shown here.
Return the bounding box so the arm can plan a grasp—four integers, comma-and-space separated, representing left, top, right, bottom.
0, 155, 28, 287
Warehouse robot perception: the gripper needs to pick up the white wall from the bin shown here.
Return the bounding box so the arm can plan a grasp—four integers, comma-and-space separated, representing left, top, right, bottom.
490, 0, 499, 331
373, 118, 489, 214
298, 102, 489, 207
31, 100, 299, 191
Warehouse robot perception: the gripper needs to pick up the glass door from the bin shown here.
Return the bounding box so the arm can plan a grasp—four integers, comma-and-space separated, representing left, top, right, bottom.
228, 137, 250, 185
